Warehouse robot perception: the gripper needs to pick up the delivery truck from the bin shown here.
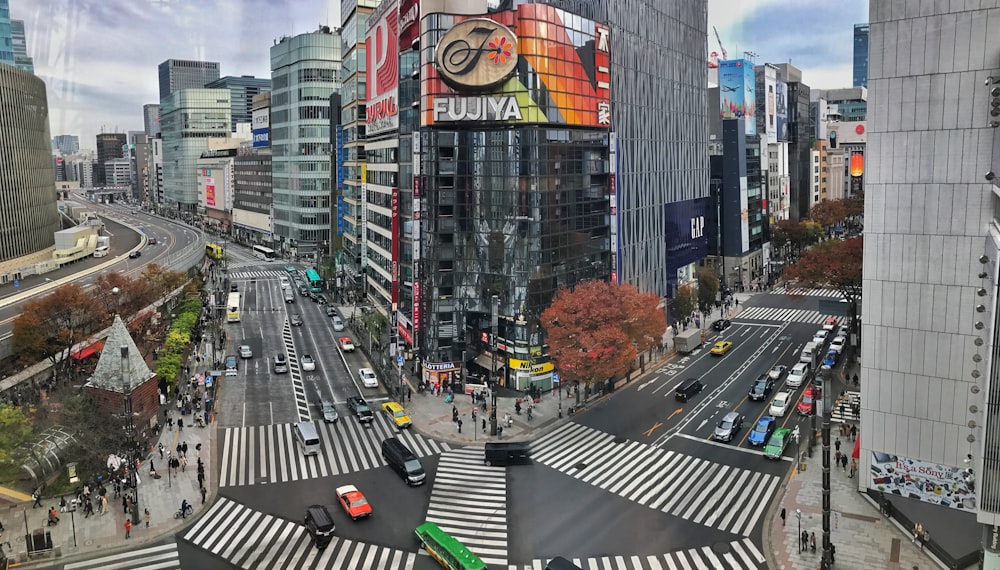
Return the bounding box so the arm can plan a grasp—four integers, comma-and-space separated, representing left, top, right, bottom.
674, 328, 704, 353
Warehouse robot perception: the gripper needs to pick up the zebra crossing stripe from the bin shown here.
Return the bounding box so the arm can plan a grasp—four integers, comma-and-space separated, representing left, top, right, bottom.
62, 543, 181, 570
510, 540, 765, 569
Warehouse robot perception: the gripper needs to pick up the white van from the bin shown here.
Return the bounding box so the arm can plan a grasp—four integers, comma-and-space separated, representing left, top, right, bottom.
294, 421, 320, 456
93, 245, 110, 258
800, 342, 819, 367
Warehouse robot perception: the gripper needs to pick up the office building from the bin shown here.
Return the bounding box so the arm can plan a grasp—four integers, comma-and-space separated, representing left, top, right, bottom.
158, 59, 220, 100
94, 132, 127, 186
339, 0, 382, 291
862, 2, 998, 562
148, 138, 163, 203
143, 104, 160, 137
0, 0, 12, 66
197, 147, 238, 232
269, 27, 341, 256
204, 75, 272, 132
853, 23, 868, 88
128, 132, 150, 201
774, 63, 812, 220
52, 134, 80, 155
10, 19, 31, 73
104, 158, 131, 186
0, 64, 59, 265
159, 88, 231, 211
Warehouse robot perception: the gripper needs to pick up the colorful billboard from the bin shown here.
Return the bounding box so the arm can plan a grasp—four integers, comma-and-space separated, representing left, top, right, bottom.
870, 451, 976, 511
719, 59, 756, 136
775, 80, 789, 142
421, 4, 611, 128
366, 0, 399, 136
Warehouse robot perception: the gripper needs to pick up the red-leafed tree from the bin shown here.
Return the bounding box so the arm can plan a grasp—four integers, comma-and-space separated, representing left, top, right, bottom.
782, 236, 863, 330
541, 281, 666, 386
11, 284, 106, 375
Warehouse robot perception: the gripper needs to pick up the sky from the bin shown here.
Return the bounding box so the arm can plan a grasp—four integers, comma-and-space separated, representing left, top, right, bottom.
11, 0, 867, 150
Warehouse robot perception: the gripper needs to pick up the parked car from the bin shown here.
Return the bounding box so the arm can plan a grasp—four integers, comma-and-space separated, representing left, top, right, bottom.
769, 391, 792, 417
830, 336, 847, 353
347, 396, 374, 423
325, 306, 337, 317
712, 411, 745, 443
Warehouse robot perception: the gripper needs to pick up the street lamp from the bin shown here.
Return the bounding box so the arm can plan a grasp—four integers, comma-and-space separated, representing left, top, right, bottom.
821, 368, 833, 567
491, 295, 500, 389
796, 508, 802, 553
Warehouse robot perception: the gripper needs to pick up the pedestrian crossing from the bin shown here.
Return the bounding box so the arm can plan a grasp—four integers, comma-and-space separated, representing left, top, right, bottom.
770, 286, 844, 298
183, 496, 417, 569
831, 391, 861, 423
733, 306, 833, 324
219, 418, 451, 487
426, 448, 508, 567
228, 269, 287, 280
511, 539, 766, 570
531, 423, 779, 537
63, 543, 181, 569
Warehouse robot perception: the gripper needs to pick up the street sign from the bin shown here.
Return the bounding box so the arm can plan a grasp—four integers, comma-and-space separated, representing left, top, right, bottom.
13, 280, 18, 288
552, 372, 559, 382
397, 355, 404, 366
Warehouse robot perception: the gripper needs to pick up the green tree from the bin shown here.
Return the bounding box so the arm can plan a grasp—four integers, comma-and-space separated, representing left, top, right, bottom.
782, 236, 863, 330
0, 404, 33, 464
696, 268, 720, 312
674, 284, 697, 324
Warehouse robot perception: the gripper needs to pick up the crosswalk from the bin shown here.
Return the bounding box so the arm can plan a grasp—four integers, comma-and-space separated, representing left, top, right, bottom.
63, 543, 181, 569
228, 269, 287, 280
183, 496, 416, 569
770, 286, 843, 298
733, 306, 833, 324
426, 448, 508, 567
219, 418, 451, 487
831, 391, 861, 423
512, 539, 766, 570
532, 423, 779, 536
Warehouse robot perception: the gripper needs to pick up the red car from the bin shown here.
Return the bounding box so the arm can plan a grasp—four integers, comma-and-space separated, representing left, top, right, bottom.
797, 387, 815, 416
338, 337, 356, 352
336, 485, 372, 520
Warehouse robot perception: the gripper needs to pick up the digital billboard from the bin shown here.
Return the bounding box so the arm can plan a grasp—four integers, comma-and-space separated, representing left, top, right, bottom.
366, 0, 399, 136
720, 59, 756, 136
420, 4, 611, 128
775, 80, 789, 142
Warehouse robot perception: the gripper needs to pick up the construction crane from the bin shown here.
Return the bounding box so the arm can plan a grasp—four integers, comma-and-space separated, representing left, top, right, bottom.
713, 25, 728, 60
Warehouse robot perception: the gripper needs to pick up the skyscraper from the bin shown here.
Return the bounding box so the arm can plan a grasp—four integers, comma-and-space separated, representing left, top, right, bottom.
0, 0, 12, 67
270, 27, 341, 255
158, 59, 220, 100
143, 104, 160, 137
95, 133, 127, 186
863, 2, 998, 561
853, 24, 869, 88
52, 134, 80, 155
159, 89, 231, 211
10, 19, 32, 73
204, 75, 272, 132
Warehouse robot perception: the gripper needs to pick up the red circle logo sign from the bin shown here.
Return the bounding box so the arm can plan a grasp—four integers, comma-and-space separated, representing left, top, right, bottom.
856, 124, 865, 135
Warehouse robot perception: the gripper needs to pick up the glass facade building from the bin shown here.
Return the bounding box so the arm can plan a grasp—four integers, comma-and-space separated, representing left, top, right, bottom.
853, 23, 869, 89
10, 19, 31, 73
269, 28, 341, 255
0, 0, 12, 66
158, 59, 220, 100
159, 89, 231, 210
0, 64, 58, 263
205, 75, 272, 132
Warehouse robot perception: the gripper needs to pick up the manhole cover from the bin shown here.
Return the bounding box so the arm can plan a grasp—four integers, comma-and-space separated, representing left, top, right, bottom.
572, 462, 587, 470
613, 436, 627, 444
711, 542, 732, 555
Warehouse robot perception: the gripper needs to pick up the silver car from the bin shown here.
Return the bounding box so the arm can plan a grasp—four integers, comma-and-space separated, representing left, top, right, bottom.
713, 411, 745, 442
321, 400, 339, 423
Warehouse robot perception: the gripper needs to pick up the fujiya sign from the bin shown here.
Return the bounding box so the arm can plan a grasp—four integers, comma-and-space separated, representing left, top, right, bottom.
435, 18, 518, 92
432, 96, 522, 122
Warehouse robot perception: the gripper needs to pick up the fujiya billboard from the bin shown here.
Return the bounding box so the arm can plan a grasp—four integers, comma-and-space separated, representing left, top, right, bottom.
366, 0, 399, 137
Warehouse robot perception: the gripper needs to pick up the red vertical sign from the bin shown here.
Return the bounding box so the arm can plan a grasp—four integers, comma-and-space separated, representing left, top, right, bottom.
391, 187, 399, 304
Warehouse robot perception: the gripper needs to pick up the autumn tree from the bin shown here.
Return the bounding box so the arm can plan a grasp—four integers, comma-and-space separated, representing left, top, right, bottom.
141, 264, 188, 299
11, 284, 106, 376
843, 192, 864, 219
541, 281, 666, 387
696, 268, 720, 312
674, 284, 697, 323
782, 236, 863, 329
773, 219, 822, 259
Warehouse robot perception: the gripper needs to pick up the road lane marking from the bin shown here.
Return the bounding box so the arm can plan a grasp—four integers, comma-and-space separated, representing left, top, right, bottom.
667, 409, 683, 420
674, 432, 794, 461
644, 422, 663, 437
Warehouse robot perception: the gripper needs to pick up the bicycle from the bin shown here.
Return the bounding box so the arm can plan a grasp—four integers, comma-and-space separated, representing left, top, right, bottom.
174, 504, 193, 519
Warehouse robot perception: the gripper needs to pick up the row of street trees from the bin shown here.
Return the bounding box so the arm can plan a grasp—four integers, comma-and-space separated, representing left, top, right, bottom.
674, 268, 721, 324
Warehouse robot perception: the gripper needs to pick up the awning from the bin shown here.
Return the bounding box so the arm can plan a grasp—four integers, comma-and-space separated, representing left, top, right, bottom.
72, 340, 105, 361
852, 434, 860, 459
472, 353, 504, 372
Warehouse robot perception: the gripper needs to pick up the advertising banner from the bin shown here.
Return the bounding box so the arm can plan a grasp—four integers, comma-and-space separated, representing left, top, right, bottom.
720, 59, 756, 136
421, 4, 611, 128
399, 0, 419, 50
366, 0, 399, 136
775, 80, 789, 142
870, 451, 976, 511
205, 178, 216, 207
335, 125, 345, 235
391, 187, 399, 304
252, 108, 269, 148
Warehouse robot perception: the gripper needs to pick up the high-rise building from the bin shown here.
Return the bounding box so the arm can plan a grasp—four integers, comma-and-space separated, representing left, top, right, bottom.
852, 23, 869, 88
339, 0, 382, 293
94, 133, 127, 186
863, 2, 998, 560
232, 91, 274, 245
269, 27, 341, 255
52, 134, 80, 155
104, 158, 131, 186
0, 64, 59, 264
10, 19, 32, 74
159, 88, 232, 211
129, 132, 150, 201
204, 75, 272, 132
0, 0, 12, 66
774, 63, 812, 220
143, 104, 160, 137
158, 59, 220, 100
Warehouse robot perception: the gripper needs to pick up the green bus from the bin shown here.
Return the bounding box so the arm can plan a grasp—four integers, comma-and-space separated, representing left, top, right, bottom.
414, 521, 486, 570
305, 268, 323, 293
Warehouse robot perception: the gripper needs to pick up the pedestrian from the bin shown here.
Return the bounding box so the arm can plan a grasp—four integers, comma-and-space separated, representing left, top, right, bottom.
452, 405, 458, 422
800, 530, 809, 551
178, 418, 183, 431
196, 442, 202, 454
59, 495, 67, 513
176, 443, 182, 457
849, 458, 858, 478
180, 455, 188, 472
780, 507, 786, 526
144, 508, 150, 528
835, 450, 842, 465
912, 522, 923, 544
167, 416, 174, 430
810, 532, 816, 552
182, 442, 188, 457
850, 424, 857, 441
482, 418, 487, 432
830, 543, 836, 563
32, 488, 42, 508
197, 472, 205, 488
100, 494, 108, 515
457, 418, 463, 433
835, 438, 841, 452
122, 495, 128, 515
841, 454, 849, 471
920, 529, 929, 552
124, 518, 132, 539
158, 442, 164, 460
853, 373, 859, 386
84, 497, 93, 517
200, 486, 207, 504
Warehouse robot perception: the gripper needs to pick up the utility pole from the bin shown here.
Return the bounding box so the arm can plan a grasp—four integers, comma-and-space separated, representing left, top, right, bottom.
821, 368, 833, 568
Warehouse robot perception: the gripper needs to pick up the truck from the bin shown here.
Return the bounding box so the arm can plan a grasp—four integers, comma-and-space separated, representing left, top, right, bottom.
674, 328, 704, 354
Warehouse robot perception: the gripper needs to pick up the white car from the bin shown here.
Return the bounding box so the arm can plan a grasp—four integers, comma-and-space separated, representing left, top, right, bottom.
822, 316, 838, 331
812, 330, 829, 344
769, 391, 792, 417
786, 362, 809, 388
301, 354, 316, 371
359, 368, 378, 388
239, 345, 253, 358
768, 365, 787, 381
829, 336, 847, 353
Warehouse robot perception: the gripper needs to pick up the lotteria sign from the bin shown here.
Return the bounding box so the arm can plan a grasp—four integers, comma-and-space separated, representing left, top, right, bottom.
366, 0, 399, 136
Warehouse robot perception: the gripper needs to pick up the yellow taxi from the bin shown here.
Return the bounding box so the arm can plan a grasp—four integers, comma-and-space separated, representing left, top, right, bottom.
381, 401, 412, 429
710, 341, 733, 356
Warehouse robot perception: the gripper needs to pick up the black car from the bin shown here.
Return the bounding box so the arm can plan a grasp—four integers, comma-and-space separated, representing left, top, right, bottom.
290, 314, 304, 326
748, 374, 774, 401
347, 396, 374, 423
713, 319, 731, 331
128, 250, 141, 259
